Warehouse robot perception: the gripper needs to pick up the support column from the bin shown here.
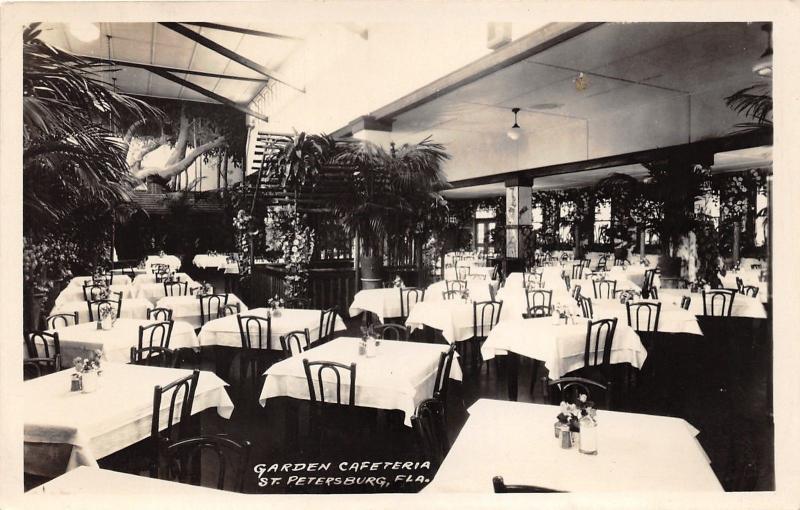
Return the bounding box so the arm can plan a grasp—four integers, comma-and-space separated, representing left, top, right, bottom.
505, 175, 533, 273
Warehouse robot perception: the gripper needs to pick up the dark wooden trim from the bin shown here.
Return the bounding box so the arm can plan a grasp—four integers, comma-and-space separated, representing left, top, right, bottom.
351, 115, 393, 133
147, 67, 269, 122
182, 22, 301, 40
159, 22, 305, 93
448, 130, 773, 189
78, 55, 268, 82
331, 22, 602, 138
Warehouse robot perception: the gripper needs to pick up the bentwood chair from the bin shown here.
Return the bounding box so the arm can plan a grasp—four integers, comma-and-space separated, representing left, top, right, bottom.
642, 269, 658, 299
595, 255, 609, 272
741, 285, 760, 298
83, 282, 109, 301
522, 305, 551, 319
456, 266, 471, 280
87, 293, 123, 321
279, 328, 311, 358
441, 290, 461, 300
149, 369, 200, 477
525, 289, 552, 312
399, 287, 425, 320
562, 273, 571, 291
220, 303, 241, 317
577, 295, 594, 319
492, 476, 566, 494
199, 294, 229, 326
148, 307, 173, 321
164, 281, 189, 297
318, 307, 338, 343
592, 279, 617, 299
138, 321, 174, 353
411, 398, 449, 468
571, 264, 584, 280
735, 277, 744, 293
130, 346, 179, 368
626, 302, 661, 332
160, 435, 252, 492
524, 272, 543, 287
23, 331, 61, 379
302, 359, 358, 453
564, 318, 618, 387
545, 376, 611, 409
571, 284, 582, 301
702, 289, 736, 317
433, 343, 457, 407
444, 280, 467, 294
45, 312, 79, 329
373, 323, 410, 341
236, 315, 273, 406
470, 300, 503, 371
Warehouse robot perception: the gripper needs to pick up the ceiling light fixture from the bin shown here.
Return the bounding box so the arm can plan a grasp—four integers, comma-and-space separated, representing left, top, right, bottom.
574, 72, 589, 91
752, 23, 772, 78
69, 22, 101, 42
507, 107, 521, 141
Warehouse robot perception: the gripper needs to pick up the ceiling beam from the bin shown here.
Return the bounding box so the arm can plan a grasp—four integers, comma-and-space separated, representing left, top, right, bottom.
148, 67, 269, 122
159, 22, 305, 93
331, 22, 603, 138
182, 22, 302, 41
79, 55, 269, 83
447, 130, 773, 189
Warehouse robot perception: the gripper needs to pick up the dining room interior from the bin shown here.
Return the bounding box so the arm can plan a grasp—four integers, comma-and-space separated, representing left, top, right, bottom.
14, 12, 792, 506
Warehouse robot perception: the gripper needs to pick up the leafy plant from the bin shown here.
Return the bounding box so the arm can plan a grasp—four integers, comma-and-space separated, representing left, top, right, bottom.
724, 82, 772, 132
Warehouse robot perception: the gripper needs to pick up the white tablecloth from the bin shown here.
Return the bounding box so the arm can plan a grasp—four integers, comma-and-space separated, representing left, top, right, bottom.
425, 280, 497, 303
425, 399, 722, 492
156, 294, 248, 329
259, 337, 462, 426
132, 272, 194, 286
29, 466, 239, 499
48, 298, 154, 324
198, 307, 346, 350
719, 270, 769, 303
145, 255, 182, 272
444, 265, 495, 280
506, 265, 652, 294
66, 275, 132, 288
192, 254, 230, 269
659, 289, 767, 319
24, 363, 233, 477
405, 300, 485, 344
133, 280, 203, 304
480, 316, 647, 378
222, 262, 240, 275
54, 284, 133, 306
348, 288, 403, 321
589, 299, 703, 335
47, 318, 200, 363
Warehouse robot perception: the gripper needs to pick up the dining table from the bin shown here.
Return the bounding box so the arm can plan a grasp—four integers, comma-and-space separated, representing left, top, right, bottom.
481, 315, 648, 400
133, 279, 204, 304
198, 307, 347, 350
48, 297, 154, 324
27, 465, 240, 500
156, 294, 248, 329
404, 299, 486, 344
718, 269, 769, 303
348, 288, 405, 322
44, 318, 200, 363
259, 336, 463, 426
659, 289, 767, 319
192, 254, 231, 269
425, 279, 497, 303
23, 363, 233, 477
54, 283, 133, 306
145, 255, 182, 272
424, 399, 722, 493
132, 272, 194, 286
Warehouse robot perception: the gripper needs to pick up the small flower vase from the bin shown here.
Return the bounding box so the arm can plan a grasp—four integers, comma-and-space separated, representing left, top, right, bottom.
81, 371, 98, 393
366, 336, 377, 358
101, 316, 113, 330
578, 415, 598, 455
272, 306, 282, 318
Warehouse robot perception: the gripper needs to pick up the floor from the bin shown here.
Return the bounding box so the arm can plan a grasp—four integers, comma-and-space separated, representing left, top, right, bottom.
25, 268, 774, 494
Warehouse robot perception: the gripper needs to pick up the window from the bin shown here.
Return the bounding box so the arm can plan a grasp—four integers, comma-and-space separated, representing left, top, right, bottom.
474, 208, 496, 252
594, 199, 611, 244
755, 185, 768, 247
558, 201, 574, 244
531, 205, 543, 232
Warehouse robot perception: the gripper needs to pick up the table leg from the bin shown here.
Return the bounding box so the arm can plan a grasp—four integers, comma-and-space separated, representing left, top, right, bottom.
504, 352, 519, 401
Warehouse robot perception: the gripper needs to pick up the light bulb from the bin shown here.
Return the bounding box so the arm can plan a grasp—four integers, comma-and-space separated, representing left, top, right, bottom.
69, 23, 100, 42
506, 128, 520, 141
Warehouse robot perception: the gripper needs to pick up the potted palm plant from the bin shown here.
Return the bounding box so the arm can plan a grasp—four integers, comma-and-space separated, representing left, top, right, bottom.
332, 137, 449, 289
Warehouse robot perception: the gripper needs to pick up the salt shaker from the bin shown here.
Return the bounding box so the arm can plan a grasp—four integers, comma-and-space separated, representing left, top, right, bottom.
559, 423, 572, 448
70, 373, 82, 392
